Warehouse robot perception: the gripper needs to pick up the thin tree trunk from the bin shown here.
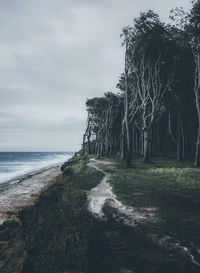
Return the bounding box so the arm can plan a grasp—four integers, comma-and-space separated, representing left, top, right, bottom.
181, 121, 185, 159
121, 39, 132, 166
87, 131, 91, 155
195, 124, 200, 167
121, 121, 126, 160
143, 129, 150, 162
141, 131, 144, 156
82, 134, 86, 156
177, 107, 183, 162
194, 85, 200, 166
193, 38, 200, 167
168, 110, 183, 161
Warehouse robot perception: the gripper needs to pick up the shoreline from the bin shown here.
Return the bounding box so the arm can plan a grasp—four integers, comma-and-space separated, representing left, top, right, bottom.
1, 155, 200, 273
0, 163, 63, 224
0, 163, 64, 192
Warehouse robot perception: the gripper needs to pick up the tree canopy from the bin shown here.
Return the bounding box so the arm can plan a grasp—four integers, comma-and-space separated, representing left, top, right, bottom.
82, 1, 200, 167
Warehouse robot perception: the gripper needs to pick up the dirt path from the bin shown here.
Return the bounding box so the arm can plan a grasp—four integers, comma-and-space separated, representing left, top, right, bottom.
87, 159, 156, 226
87, 158, 200, 269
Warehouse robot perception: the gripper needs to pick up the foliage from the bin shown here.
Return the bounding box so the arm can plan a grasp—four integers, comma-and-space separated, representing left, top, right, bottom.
83, 3, 200, 166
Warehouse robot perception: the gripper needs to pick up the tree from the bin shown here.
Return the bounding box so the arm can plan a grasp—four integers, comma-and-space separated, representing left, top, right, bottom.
128, 11, 174, 162
82, 6, 199, 166
185, 0, 200, 166
83, 93, 122, 158
120, 27, 135, 166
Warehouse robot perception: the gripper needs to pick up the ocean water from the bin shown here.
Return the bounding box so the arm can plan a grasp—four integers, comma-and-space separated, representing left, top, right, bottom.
0, 152, 73, 184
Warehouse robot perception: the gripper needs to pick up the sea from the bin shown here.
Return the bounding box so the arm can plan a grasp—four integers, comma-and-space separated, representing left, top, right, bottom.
0, 152, 73, 185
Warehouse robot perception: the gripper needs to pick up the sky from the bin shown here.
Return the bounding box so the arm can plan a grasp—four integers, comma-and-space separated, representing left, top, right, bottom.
0, 0, 192, 152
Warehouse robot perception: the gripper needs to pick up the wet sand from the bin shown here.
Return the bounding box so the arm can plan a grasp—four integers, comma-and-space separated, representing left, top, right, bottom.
0, 165, 61, 224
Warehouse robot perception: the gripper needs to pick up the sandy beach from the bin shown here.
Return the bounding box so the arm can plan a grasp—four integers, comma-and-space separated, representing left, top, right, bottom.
0, 165, 62, 224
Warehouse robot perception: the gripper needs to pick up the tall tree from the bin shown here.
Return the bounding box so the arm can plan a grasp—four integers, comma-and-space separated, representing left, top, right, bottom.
129, 11, 174, 162
120, 27, 134, 166
188, 0, 200, 166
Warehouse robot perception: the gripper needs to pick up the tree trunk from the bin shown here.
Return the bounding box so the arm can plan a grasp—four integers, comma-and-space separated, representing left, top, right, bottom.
143, 129, 150, 162
195, 125, 200, 167
82, 134, 86, 156
177, 107, 183, 161
193, 37, 200, 166
125, 118, 132, 166
87, 131, 91, 155
141, 131, 144, 156
181, 121, 185, 159
194, 80, 200, 167
168, 109, 183, 161
121, 121, 126, 160
96, 142, 100, 159
120, 40, 132, 166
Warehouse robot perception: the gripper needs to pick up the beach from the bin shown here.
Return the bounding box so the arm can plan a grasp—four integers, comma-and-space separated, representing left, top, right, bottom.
0, 165, 62, 224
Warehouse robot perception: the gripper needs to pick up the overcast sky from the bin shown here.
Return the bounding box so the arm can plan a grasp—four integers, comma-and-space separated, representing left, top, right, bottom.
0, 0, 192, 152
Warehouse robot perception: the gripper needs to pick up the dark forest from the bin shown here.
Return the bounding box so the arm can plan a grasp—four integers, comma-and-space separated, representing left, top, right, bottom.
82, 0, 200, 167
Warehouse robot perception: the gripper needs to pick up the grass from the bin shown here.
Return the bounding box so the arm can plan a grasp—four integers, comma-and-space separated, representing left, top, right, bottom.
1, 154, 200, 273
100, 155, 200, 247
0, 155, 103, 273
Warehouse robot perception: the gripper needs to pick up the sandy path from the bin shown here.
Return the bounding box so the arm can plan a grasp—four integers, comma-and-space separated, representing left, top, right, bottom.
0, 165, 61, 224
87, 159, 156, 226
87, 159, 200, 267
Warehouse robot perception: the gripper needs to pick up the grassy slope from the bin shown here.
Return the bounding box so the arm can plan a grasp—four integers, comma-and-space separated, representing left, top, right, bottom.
1, 154, 200, 273
100, 155, 200, 251
0, 156, 103, 273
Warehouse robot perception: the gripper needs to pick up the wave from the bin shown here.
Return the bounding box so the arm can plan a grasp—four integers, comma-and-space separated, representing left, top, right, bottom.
0, 152, 72, 184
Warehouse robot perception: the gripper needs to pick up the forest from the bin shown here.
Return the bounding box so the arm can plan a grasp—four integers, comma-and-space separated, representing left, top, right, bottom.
82, 0, 200, 167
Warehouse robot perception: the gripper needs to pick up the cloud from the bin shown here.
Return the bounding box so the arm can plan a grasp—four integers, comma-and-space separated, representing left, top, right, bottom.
0, 0, 192, 151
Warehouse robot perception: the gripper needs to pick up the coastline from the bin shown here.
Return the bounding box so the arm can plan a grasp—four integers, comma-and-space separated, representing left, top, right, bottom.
1, 155, 200, 273
0, 164, 62, 224
0, 155, 104, 273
